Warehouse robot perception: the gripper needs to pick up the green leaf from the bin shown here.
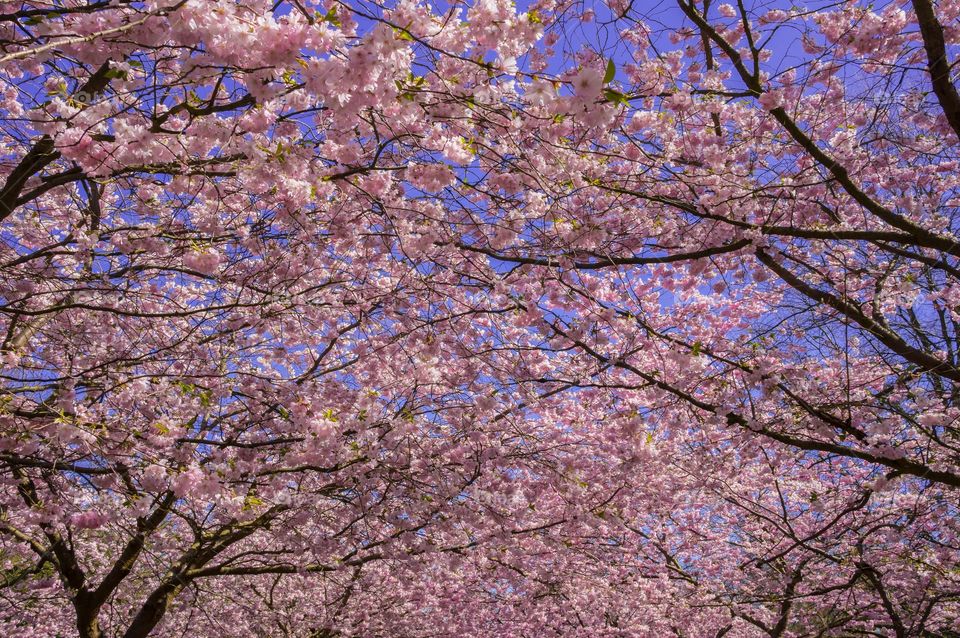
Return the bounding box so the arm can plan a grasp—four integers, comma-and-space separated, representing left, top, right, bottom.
243, 495, 264, 511
602, 88, 629, 106
321, 7, 340, 27
603, 58, 616, 84
691, 341, 702, 356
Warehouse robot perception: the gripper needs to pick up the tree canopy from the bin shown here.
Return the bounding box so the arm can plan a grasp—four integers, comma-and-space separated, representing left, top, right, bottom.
0, 0, 958, 636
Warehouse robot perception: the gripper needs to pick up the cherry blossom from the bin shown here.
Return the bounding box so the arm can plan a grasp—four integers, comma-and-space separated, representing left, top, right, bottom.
0, 0, 957, 636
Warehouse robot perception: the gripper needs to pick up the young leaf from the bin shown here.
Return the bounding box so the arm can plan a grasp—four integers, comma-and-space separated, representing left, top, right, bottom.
604, 59, 616, 84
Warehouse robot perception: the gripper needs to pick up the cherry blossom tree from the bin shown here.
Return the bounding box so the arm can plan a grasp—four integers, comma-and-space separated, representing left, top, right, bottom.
0, 0, 958, 636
